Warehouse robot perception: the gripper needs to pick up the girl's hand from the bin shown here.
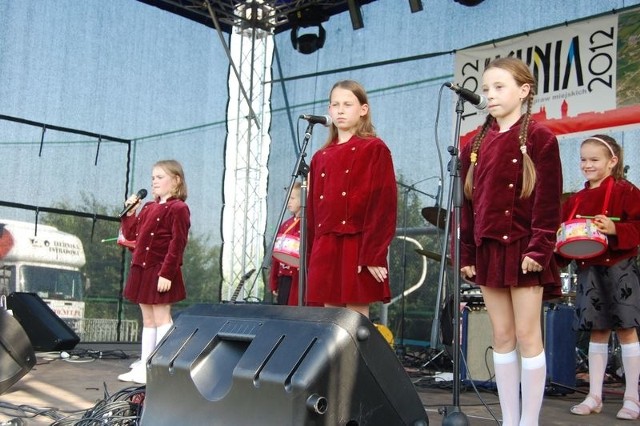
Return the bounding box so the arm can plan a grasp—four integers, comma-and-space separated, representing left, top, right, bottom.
158, 276, 172, 292
593, 214, 617, 235
123, 194, 142, 216
358, 266, 388, 283
460, 265, 476, 278
521, 256, 542, 274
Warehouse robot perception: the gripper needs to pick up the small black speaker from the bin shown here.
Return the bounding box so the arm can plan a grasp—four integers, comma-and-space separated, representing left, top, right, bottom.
142, 304, 428, 426
0, 311, 36, 394
7, 292, 80, 351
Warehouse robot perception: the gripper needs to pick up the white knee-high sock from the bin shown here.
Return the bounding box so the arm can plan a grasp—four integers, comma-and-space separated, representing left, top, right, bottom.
621, 342, 640, 402
140, 327, 157, 364
493, 349, 520, 426
156, 322, 173, 346
588, 342, 609, 400
520, 350, 546, 426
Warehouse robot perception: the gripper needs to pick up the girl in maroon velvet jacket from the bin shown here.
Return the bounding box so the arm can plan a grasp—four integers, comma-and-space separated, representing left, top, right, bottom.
459, 58, 562, 426
117, 159, 190, 384
559, 135, 640, 420
306, 80, 397, 319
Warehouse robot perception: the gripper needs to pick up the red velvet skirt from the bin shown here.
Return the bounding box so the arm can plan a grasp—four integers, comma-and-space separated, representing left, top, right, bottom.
306, 233, 391, 305
473, 237, 561, 300
123, 264, 186, 305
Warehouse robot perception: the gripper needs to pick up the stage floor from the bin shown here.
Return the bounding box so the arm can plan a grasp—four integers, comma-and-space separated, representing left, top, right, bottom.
0, 343, 631, 425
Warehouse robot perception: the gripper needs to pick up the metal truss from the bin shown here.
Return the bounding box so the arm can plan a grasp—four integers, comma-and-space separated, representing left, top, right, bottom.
221, 25, 273, 302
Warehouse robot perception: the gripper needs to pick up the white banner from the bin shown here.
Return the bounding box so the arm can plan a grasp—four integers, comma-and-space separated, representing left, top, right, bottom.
454, 7, 640, 144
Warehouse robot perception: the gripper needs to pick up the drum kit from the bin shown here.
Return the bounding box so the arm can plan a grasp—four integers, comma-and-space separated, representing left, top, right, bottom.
418, 207, 482, 305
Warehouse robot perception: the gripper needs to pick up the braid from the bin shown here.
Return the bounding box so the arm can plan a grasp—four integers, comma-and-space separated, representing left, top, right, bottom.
464, 115, 494, 199
519, 96, 536, 198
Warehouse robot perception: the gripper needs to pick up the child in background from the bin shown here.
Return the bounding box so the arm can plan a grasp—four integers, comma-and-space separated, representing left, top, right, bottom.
558, 135, 640, 420
269, 182, 302, 306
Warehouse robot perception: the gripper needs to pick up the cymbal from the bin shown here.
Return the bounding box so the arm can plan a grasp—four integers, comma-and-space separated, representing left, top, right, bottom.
421, 206, 447, 229
415, 248, 442, 262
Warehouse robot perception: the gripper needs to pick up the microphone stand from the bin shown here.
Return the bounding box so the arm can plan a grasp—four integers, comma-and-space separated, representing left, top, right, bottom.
261, 121, 314, 306
439, 95, 469, 425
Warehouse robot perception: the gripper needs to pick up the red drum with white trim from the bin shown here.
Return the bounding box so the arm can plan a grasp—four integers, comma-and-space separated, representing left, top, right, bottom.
273, 234, 300, 267
555, 218, 607, 259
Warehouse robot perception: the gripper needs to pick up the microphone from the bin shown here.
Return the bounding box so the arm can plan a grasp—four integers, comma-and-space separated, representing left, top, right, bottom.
299, 114, 332, 127
119, 188, 148, 218
444, 82, 488, 110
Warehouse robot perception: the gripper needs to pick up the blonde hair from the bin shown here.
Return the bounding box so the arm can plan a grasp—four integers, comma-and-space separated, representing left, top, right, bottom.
582, 134, 625, 180
155, 159, 188, 201
464, 57, 537, 200
323, 80, 376, 148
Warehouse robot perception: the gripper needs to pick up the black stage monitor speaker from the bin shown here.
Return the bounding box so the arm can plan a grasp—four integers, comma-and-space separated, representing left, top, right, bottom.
142, 304, 428, 426
0, 311, 36, 394
7, 292, 80, 351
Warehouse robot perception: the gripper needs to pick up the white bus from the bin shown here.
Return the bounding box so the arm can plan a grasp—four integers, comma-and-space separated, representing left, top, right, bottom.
0, 219, 86, 330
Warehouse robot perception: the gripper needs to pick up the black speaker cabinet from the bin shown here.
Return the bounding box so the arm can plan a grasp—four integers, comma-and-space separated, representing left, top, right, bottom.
0, 311, 36, 394
7, 292, 80, 351
142, 304, 428, 426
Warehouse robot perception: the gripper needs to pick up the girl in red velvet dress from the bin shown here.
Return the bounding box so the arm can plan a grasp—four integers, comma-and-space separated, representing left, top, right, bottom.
306, 80, 397, 319
459, 58, 562, 426
117, 159, 190, 384
559, 135, 640, 420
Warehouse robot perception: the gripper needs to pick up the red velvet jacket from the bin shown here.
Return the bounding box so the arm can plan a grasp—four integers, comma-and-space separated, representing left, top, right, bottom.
307, 135, 397, 266
460, 119, 562, 268
121, 197, 190, 282
558, 176, 640, 267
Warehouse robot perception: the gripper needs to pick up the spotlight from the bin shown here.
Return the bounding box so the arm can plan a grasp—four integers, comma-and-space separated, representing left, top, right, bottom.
288, 6, 329, 54
454, 0, 485, 6
290, 24, 326, 54
408, 0, 423, 13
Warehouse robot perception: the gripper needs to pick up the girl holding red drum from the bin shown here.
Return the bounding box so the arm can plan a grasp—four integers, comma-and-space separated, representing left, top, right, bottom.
559, 135, 640, 419
269, 182, 302, 306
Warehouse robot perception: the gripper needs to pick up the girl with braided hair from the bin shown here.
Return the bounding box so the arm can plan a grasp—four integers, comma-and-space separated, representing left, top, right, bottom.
459, 57, 563, 426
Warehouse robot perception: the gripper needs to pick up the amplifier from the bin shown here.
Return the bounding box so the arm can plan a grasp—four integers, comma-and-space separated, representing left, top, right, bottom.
461, 307, 495, 385
461, 303, 577, 391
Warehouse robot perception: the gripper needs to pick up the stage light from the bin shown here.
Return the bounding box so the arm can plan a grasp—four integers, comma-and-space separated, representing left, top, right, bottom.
290, 24, 326, 54
347, 0, 364, 30
288, 6, 328, 54
408, 0, 423, 13
454, 0, 485, 6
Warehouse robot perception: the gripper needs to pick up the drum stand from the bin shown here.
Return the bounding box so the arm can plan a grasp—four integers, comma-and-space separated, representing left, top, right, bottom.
261, 121, 316, 306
